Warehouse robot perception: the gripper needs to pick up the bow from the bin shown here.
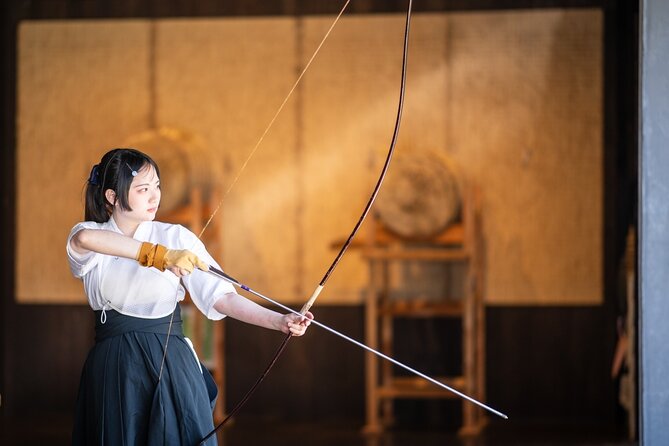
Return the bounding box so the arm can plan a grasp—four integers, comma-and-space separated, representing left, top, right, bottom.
199, 0, 417, 443
196, 1, 508, 444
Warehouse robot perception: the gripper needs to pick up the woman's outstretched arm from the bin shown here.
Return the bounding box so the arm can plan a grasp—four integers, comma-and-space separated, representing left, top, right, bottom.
213, 292, 312, 336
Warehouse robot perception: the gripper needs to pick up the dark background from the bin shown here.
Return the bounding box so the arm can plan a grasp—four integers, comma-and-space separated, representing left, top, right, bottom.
0, 0, 638, 443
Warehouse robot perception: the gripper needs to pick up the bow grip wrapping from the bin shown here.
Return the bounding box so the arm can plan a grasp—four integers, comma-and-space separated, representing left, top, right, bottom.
299, 285, 323, 314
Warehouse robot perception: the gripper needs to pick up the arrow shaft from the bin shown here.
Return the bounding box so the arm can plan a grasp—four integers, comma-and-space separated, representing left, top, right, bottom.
208, 266, 508, 420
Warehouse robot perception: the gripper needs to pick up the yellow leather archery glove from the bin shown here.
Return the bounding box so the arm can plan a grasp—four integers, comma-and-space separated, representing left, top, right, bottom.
163, 249, 209, 273
136, 242, 209, 273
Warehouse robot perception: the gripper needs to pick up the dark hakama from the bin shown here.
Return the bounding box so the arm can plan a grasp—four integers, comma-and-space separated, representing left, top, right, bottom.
72, 305, 218, 445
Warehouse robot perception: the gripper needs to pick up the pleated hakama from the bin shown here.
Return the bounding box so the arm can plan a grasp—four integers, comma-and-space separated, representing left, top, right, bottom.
72, 305, 218, 446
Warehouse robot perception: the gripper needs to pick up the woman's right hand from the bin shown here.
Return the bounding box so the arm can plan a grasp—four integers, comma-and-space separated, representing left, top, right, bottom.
136, 242, 208, 276
163, 249, 209, 277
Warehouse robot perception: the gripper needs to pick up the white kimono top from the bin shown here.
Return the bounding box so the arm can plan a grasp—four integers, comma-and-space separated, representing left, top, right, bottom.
66, 217, 234, 320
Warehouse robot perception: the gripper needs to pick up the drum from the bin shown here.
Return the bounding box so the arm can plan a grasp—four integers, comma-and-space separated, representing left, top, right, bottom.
376, 150, 461, 239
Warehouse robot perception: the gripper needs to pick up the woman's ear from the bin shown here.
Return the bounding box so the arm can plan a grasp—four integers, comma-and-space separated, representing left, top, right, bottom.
104, 189, 116, 206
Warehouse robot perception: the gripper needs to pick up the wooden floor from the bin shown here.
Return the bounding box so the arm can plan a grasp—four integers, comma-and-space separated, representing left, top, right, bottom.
221, 420, 635, 446
1, 416, 636, 446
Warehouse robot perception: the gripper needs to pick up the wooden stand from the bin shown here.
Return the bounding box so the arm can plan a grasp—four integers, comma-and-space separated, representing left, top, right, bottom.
159, 187, 227, 423
362, 188, 486, 435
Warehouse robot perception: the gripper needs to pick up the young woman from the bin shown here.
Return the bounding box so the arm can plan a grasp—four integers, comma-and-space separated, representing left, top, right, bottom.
67, 148, 312, 445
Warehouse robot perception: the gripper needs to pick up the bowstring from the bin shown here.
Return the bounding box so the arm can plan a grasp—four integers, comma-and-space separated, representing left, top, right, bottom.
156, 0, 351, 387
198, 0, 352, 240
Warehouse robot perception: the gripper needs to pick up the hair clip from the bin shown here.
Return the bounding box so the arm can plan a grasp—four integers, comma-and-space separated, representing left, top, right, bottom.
88, 164, 100, 185
126, 162, 138, 177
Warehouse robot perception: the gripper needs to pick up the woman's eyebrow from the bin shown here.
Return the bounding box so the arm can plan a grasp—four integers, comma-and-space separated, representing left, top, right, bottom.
134, 179, 160, 188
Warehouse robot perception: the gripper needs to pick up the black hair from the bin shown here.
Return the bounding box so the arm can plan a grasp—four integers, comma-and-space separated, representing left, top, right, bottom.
84, 148, 160, 223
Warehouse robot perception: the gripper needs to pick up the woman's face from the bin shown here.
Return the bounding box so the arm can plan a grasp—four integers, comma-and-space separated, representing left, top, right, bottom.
115, 163, 161, 224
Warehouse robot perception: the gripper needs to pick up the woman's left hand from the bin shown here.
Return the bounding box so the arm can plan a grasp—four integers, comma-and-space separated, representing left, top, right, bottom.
281, 311, 313, 337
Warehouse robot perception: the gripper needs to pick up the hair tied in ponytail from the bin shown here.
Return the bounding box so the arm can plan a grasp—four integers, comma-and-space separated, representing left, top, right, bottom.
88, 164, 100, 186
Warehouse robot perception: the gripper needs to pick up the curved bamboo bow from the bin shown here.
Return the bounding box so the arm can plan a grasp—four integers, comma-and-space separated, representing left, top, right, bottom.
198, 1, 415, 443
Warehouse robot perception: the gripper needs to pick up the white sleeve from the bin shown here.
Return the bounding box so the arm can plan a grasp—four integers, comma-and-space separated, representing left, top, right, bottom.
66, 222, 104, 278
177, 227, 236, 321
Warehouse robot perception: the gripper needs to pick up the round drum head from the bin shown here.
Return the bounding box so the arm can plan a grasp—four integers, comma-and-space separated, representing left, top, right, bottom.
376, 150, 461, 239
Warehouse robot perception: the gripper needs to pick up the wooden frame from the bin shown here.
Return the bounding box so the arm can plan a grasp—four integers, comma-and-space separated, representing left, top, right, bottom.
362, 187, 486, 435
